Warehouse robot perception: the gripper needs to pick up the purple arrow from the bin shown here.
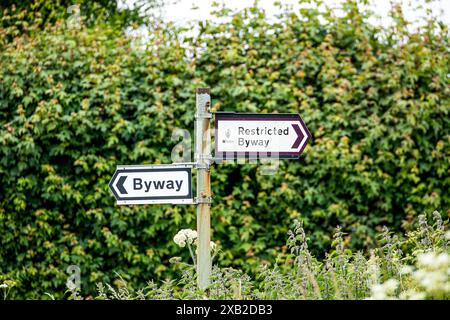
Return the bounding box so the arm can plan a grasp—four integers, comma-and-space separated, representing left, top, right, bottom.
116, 176, 128, 194
291, 124, 303, 149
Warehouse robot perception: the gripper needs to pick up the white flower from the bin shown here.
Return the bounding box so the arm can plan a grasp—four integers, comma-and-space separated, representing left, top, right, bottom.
413, 266, 448, 292
400, 265, 414, 275
185, 230, 198, 244
369, 279, 398, 300
173, 229, 197, 247
369, 284, 387, 299
194, 241, 217, 255
434, 253, 450, 269
417, 252, 450, 270
399, 289, 426, 300
173, 233, 186, 247
0, 284, 8, 288
417, 252, 435, 267
383, 279, 399, 293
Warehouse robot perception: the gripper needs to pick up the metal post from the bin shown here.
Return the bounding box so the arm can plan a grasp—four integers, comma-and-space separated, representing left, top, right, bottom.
195, 88, 212, 290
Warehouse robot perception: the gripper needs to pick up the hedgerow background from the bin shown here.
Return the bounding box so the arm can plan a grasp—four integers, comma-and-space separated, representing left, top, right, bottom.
0, 0, 449, 299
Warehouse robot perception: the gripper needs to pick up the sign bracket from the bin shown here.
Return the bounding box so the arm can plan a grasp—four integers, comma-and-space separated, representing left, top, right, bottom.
195, 112, 212, 119
194, 196, 213, 205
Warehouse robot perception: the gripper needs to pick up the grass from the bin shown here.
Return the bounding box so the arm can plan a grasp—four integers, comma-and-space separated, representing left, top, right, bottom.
86, 211, 449, 300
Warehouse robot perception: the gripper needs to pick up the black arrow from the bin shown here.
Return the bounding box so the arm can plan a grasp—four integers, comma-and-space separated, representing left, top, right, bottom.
116, 176, 128, 194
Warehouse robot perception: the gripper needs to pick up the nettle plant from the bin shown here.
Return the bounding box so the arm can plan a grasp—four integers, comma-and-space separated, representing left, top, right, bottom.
90, 212, 449, 300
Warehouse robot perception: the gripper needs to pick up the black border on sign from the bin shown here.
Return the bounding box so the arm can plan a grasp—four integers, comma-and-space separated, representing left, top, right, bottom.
214, 112, 312, 159
108, 168, 192, 201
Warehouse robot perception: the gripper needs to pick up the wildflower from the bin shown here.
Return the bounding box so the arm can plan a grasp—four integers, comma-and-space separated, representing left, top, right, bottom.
413, 269, 448, 292
410, 251, 450, 297
417, 252, 435, 267
173, 229, 198, 248
383, 279, 399, 293
186, 230, 198, 244
369, 279, 398, 299
400, 265, 414, 275
0, 284, 8, 288
399, 289, 425, 300
417, 252, 450, 269
173, 233, 186, 247
434, 253, 450, 268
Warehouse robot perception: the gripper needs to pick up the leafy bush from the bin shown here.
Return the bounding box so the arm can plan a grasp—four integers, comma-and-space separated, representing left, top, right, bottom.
0, 8, 197, 298
0, 1, 449, 298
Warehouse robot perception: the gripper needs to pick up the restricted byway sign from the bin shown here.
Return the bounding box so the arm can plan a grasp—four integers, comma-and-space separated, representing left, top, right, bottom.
215, 112, 311, 159
109, 164, 193, 205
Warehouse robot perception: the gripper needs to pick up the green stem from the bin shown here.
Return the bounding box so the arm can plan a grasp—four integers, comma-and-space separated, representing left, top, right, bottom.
187, 242, 196, 267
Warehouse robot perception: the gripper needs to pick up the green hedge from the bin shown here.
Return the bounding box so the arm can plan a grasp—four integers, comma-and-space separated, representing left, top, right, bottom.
0, 1, 449, 298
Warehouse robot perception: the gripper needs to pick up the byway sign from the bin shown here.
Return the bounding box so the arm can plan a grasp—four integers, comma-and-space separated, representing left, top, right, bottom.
109, 164, 193, 205
215, 112, 311, 159
108, 89, 313, 290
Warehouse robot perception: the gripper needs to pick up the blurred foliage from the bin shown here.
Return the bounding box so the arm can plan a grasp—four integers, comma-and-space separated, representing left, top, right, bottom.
0, 0, 449, 298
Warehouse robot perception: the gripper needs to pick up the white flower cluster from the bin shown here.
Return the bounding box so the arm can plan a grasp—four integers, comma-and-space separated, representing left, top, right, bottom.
173, 229, 198, 248
173, 229, 219, 251
369, 279, 399, 300
369, 251, 450, 300
413, 252, 450, 294
195, 241, 217, 254
398, 289, 426, 300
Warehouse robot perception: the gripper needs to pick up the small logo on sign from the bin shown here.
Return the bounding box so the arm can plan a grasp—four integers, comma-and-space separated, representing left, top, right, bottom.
225, 129, 231, 138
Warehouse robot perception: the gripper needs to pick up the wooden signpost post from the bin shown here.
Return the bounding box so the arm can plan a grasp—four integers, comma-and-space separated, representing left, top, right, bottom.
194, 88, 212, 290
109, 88, 311, 290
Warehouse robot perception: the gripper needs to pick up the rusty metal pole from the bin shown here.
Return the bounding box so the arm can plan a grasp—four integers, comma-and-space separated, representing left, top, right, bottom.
195, 88, 212, 290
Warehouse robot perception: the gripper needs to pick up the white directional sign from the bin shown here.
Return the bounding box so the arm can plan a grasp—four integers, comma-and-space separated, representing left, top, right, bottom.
215, 112, 311, 159
107, 89, 314, 291
108, 164, 193, 205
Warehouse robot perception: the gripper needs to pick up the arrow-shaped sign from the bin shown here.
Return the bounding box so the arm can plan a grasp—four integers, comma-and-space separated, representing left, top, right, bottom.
108, 164, 193, 205
215, 112, 311, 159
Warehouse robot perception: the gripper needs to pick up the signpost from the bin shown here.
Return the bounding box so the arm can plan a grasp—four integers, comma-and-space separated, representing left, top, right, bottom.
108, 88, 311, 291
215, 112, 311, 159
109, 164, 193, 205
195, 88, 212, 291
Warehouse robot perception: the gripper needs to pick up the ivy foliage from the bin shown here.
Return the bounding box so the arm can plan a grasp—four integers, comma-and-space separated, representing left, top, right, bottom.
0, 1, 449, 298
